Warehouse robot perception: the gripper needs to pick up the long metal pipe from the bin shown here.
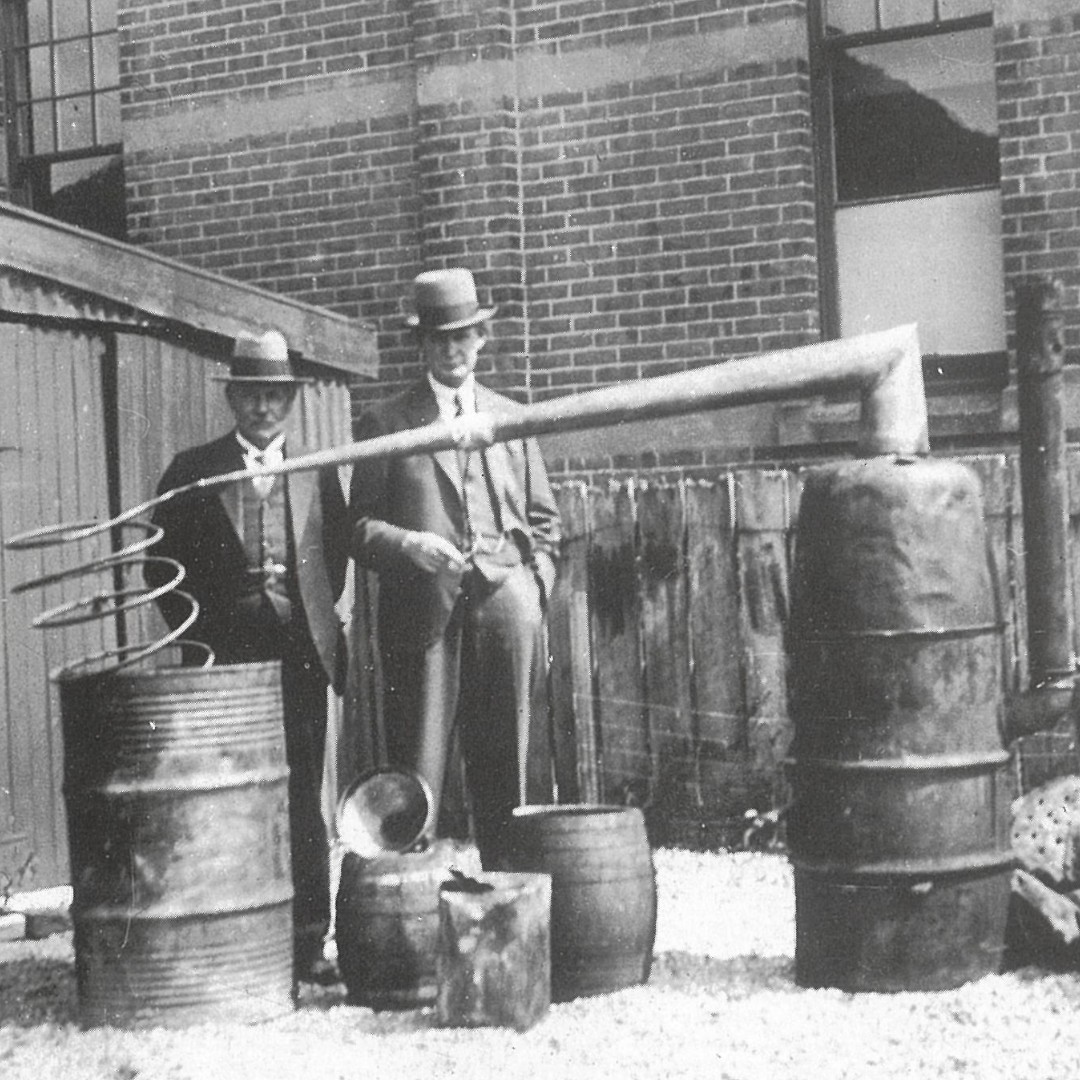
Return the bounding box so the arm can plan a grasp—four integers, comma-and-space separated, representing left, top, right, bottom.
8, 323, 928, 553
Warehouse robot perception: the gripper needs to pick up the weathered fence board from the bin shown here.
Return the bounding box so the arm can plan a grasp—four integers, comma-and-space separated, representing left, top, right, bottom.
675, 478, 759, 847
638, 481, 693, 827
587, 483, 648, 806
734, 470, 792, 809
547, 483, 596, 802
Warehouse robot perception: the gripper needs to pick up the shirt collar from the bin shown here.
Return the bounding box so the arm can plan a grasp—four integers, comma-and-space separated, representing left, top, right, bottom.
235, 431, 285, 459
427, 372, 476, 413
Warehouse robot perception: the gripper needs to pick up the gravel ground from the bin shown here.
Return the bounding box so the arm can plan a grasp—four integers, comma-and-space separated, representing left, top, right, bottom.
2, 849, 1080, 1080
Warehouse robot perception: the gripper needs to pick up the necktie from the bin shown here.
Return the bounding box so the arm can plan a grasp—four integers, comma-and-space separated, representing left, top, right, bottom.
454, 393, 474, 545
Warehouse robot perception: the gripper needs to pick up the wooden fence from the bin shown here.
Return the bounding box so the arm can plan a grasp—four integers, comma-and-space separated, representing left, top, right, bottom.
345, 450, 1080, 850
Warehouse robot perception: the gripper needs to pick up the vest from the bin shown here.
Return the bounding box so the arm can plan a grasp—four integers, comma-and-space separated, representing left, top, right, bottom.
238, 477, 293, 624
459, 447, 522, 583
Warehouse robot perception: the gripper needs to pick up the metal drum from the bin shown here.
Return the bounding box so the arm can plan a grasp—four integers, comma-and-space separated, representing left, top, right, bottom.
787, 456, 1014, 992
59, 662, 294, 1028
505, 804, 657, 1001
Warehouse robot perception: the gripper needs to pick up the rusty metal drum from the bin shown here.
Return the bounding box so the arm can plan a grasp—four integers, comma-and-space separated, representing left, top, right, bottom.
59, 662, 294, 1028
787, 456, 1014, 992
505, 804, 657, 1001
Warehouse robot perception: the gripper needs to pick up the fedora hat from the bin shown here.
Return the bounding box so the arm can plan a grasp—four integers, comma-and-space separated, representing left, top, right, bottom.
213, 330, 312, 382
404, 268, 496, 331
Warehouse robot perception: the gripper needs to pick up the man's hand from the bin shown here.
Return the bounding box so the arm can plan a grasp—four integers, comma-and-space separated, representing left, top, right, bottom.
403, 531, 467, 575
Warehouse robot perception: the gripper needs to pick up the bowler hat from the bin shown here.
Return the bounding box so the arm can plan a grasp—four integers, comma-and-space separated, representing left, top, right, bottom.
404, 268, 496, 332
213, 330, 311, 382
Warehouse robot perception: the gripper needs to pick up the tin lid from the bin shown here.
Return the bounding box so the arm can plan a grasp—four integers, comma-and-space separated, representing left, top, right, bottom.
336, 767, 434, 858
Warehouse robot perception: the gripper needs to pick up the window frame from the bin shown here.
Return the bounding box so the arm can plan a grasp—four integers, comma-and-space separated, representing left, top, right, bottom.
0, 0, 123, 234
809, 2, 1004, 386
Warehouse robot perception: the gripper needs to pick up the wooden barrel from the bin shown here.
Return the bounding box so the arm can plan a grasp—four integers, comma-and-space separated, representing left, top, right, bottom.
58, 662, 294, 1028
505, 804, 656, 1001
787, 457, 1014, 992
335, 839, 481, 1009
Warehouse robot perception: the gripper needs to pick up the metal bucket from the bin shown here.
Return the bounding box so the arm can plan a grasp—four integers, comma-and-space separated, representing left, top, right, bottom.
505, 804, 656, 1001
336, 766, 434, 859
787, 457, 1014, 991
59, 661, 294, 1028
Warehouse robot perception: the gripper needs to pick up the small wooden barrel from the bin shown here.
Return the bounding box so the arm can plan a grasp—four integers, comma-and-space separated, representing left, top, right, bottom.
505, 804, 656, 1001
335, 839, 481, 1009
59, 662, 294, 1029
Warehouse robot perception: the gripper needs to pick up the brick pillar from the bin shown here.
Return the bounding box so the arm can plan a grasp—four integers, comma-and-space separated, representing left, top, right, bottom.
995, 12, 1080, 360
412, 0, 529, 398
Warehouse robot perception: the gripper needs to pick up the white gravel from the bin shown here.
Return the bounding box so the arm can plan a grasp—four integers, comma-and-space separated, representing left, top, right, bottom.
2, 849, 1080, 1079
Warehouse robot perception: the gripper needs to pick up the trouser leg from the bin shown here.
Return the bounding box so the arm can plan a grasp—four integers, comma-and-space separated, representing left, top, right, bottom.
281, 658, 331, 974
457, 566, 545, 867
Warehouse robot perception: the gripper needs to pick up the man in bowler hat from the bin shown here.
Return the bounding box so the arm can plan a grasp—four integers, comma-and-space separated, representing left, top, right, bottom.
349, 268, 561, 864
145, 329, 349, 984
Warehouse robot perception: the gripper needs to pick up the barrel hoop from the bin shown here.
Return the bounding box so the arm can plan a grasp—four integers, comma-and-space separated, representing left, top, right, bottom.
789, 850, 1016, 880
63, 766, 290, 796
785, 750, 1009, 774
88, 685, 279, 711
800, 622, 1002, 642
72, 891, 294, 921
98, 696, 280, 723
76, 937, 291, 1003
88, 723, 284, 756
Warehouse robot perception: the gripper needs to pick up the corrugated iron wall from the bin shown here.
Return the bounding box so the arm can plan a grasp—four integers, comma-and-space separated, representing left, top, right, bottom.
0, 323, 112, 887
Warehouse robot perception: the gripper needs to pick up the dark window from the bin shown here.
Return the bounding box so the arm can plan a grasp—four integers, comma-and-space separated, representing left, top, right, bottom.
833, 31, 999, 202
1, 0, 125, 238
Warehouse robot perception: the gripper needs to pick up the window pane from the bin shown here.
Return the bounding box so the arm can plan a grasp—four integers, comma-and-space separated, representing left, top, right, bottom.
55, 39, 91, 96
835, 190, 1005, 355
26, 0, 51, 45
15, 105, 33, 156
28, 44, 53, 99
823, 0, 876, 35
939, 0, 992, 16
95, 90, 120, 144
880, 0, 935, 29
55, 0, 90, 40
32, 101, 55, 154
93, 32, 119, 88
91, 0, 117, 33
48, 154, 127, 239
833, 29, 998, 201
56, 95, 94, 151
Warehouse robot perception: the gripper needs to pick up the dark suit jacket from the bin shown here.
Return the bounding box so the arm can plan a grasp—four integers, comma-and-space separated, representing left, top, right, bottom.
146, 431, 350, 690
349, 378, 561, 649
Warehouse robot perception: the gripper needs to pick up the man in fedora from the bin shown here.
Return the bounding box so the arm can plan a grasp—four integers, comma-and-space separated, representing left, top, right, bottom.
145, 329, 349, 984
349, 268, 561, 865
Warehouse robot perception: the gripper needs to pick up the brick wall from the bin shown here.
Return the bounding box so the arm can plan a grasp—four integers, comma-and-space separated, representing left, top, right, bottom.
518, 60, 817, 399
119, 0, 817, 450
122, 0, 420, 382
996, 10, 1080, 358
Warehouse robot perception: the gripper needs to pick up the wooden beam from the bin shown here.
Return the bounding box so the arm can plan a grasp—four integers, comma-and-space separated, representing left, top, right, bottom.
0, 201, 377, 378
